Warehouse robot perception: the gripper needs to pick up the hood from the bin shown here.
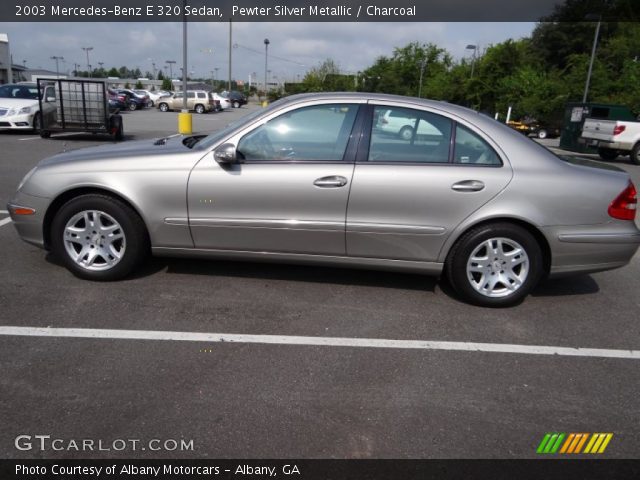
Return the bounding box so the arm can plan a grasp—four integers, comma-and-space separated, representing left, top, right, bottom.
38, 134, 194, 167
0, 97, 39, 110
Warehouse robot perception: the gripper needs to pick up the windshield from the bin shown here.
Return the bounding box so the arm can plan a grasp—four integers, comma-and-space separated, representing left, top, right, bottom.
0, 84, 38, 100
193, 97, 290, 150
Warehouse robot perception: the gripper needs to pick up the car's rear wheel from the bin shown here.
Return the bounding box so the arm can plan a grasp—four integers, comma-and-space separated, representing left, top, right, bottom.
159, 103, 169, 112
399, 126, 413, 140
148, 100, 154, 107
128, 102, 137, 111
51, 194, 149, 281
630, 142, 640, 165
446, 223, 543, 307
598, 147, 619, 161
195, 104, 205, 114
537, 129, 547, 139
233, 100, 240, 108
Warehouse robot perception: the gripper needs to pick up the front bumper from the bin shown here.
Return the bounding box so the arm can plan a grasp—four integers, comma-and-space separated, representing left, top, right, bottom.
7, 191, 51, 249
0, 112, 35, 130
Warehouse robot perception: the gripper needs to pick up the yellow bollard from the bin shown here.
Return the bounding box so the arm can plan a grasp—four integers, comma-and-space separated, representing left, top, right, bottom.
178, 111, 192, 135
261, 100, 269, 107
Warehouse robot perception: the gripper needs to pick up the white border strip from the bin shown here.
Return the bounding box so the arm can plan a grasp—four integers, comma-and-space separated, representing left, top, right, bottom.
0, 217, 12, 227
1, 326, 639, 360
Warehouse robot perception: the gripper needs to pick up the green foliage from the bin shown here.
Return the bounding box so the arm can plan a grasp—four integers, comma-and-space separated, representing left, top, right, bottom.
135, 80, 143, 89
161, 78, 172, 91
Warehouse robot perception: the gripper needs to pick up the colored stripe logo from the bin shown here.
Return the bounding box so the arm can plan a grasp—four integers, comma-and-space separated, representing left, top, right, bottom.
537, 433, 613, 454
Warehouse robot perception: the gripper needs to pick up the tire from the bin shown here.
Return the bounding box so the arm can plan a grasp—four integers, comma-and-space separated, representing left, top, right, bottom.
233, 101, 240, 108
630, 142, 640, 165
159, 103, 169, 112
32, 112, 42, 134
598, 147, 619, 161
111, 115, 124, 141
148, 100, 154, 107
195, 104, 205, 114
128, 102, 137, 111
51, 194, 149, 281
40, 130, 51, 139
537, 129, 547, 139
399, 126, 413, 141
446, 223, 543, 307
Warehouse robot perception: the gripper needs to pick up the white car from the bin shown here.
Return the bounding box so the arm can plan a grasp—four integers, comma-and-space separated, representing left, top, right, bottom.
211, 92, 231, 111
376, 108, 444, 140
133, 89, 171, 107
0, 83, 52, 133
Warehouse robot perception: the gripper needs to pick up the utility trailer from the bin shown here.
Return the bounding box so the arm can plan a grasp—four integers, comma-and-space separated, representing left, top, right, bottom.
37, 78, 124, 140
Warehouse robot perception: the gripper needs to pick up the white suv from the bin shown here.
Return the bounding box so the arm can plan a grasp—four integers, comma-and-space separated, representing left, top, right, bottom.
0, 83, 54, 133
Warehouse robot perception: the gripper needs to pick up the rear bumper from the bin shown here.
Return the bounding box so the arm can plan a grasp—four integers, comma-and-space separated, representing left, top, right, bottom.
544, 224, 640, 277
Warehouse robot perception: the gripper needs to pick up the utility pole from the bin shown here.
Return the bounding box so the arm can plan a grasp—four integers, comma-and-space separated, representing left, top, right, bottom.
50, 56, 64, 78
228, 19, 233, 92
81, 46, 93, 77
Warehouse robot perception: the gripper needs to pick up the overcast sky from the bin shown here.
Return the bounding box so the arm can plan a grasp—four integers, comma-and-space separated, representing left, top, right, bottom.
0, 22, 535, 82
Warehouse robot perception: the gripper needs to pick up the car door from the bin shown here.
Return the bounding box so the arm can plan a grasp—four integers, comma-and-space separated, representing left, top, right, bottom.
346, 103, 513, 262
187, 101, 364, 255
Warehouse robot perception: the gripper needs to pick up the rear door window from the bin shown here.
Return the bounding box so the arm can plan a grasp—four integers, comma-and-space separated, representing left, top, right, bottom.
369, 106, 452, 163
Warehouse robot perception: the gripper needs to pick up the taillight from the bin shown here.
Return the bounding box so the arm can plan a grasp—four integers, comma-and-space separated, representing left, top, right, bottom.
613, 125, 626, 136
608, 181, 637, 220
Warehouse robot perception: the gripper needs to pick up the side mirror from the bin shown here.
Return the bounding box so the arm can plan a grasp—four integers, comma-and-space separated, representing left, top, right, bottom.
46, 96, 56, 103
214, 143, 238, 164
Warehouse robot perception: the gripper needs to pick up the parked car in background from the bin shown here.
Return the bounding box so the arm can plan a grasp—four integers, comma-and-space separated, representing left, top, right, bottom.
507, 119, 560, 139
116, 89, 149, 111
8, 93, 640, 307
221, 90, 247, 108
108, 89, 127, 112
376, 108, 443, 139
581, 116, 640, 164
211, 92, 231, 111
134, 89, 171, 107
157, 90, 215, 114
0, 82, 54, 133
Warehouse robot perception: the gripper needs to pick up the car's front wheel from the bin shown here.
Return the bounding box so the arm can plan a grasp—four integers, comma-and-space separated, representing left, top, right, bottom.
128, 102, 137, 111
446, 223, 543, 307
159, 103, 169, 112
51, 194, 149, 281
233, 100, 240, 108
537, 129, 547, 139
32, 112, 42, 134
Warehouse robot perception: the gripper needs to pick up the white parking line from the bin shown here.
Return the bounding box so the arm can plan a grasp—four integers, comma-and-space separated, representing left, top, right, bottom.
1, 326, 639, 360
0, 217, 12, 227
0, 210, 8, 214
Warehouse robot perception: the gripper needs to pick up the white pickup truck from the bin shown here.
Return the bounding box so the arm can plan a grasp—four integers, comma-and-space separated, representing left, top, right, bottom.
581, 117, 640, 164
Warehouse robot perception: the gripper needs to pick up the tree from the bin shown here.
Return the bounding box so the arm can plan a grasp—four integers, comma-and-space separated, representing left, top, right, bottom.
161, 78, 172, 91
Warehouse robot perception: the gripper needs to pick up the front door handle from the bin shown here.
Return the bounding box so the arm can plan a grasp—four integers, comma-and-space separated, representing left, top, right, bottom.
314, 176, 348, 188
451, 180, 485, 192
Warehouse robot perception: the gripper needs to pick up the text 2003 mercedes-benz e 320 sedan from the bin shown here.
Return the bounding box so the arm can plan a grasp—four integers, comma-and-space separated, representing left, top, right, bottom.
8, 93, 640, 307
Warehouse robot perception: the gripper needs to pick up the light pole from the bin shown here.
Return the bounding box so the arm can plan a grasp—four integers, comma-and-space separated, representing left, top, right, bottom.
465, 44, 477, 78
166, 60, 176, 80
81, 46, 93, 77
50, 56, 64, 78
98, 61, 104, 76
418, 59, 427, 98
583, 14, 602, 103
264, 38, 270, 100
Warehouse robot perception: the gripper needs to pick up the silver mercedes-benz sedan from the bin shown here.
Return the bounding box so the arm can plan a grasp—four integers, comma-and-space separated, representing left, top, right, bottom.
7, 93, 640, 307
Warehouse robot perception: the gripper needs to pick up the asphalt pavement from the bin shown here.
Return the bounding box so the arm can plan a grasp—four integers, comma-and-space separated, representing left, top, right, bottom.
1, 105, 639, 460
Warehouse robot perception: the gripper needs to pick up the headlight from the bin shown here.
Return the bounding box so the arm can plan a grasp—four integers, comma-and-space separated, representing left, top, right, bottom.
17, 166, 37, 191
19, 106, 33, 114
6, 108, 16, 116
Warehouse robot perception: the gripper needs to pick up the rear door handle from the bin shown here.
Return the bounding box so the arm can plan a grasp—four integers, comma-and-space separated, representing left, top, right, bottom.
314, 176, 348, 188
451, 180, 485, 192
